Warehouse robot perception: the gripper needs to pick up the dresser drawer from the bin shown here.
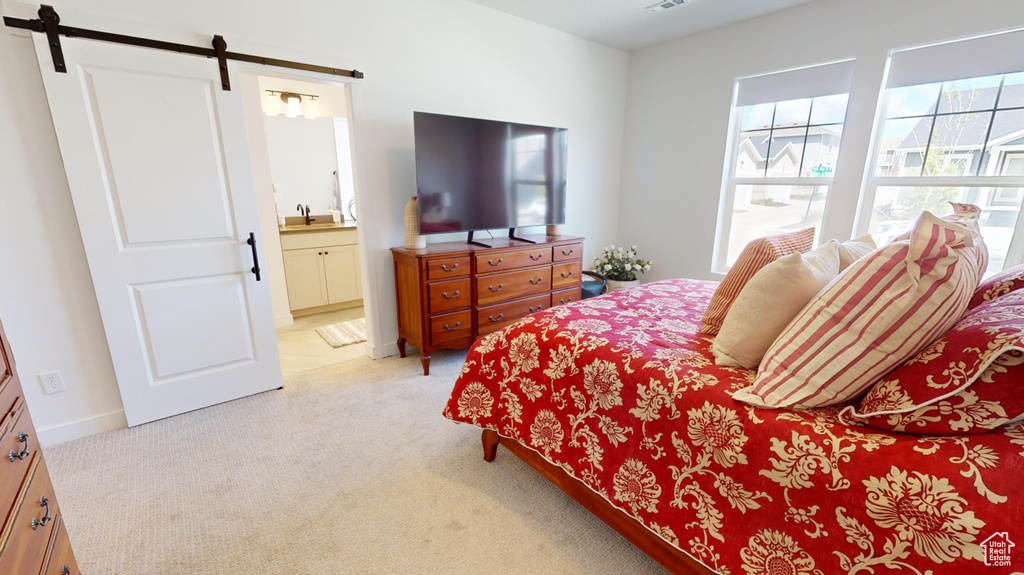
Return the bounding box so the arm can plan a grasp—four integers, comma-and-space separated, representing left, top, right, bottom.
430, 310, 472, 346
40, 516, 79, 575
552, 286, 582, 306
553, 243, 582, 262
476, 266, 552, 306
475, 248, 552, 274
0, 372, 18, 425
476, 294, 550, 336
1, 397, 37, 527
552, 261, 582, 290
428, 278, 471, 314
0, 457, 59, 575
426, 256, 470, 280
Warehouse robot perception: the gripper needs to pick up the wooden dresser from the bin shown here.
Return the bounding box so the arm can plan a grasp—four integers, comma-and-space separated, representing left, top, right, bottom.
0, 316, 79, 574
392, 235, 584, 374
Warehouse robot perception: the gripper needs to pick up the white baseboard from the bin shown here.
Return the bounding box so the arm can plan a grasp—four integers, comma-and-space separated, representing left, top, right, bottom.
274, 313, 294, 328
36, 410, 127, 447
368, 339, 400, 360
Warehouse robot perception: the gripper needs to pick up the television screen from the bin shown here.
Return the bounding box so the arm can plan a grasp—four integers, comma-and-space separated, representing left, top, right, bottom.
413, 112, 567, 235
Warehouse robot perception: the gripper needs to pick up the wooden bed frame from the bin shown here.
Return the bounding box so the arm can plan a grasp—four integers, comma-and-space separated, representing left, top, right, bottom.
482, 429, 714, 575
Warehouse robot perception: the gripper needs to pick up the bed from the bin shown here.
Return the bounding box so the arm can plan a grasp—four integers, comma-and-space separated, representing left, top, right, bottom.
442, 279, 1024, 575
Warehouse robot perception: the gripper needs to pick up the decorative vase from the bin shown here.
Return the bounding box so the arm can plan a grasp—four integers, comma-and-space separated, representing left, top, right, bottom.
605, 278, 639, 293
404, 196, 425, 249
546, 224, 563, 236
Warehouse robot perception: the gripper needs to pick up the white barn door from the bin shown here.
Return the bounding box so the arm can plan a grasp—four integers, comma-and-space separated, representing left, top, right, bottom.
34, 35, 283, 426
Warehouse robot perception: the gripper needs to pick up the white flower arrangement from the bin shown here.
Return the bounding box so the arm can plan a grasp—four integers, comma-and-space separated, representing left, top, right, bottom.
592, 244, 652, 281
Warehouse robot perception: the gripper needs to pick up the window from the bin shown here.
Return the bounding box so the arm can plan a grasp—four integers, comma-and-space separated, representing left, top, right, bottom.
858, 30, 1024, 276
715, 61, 854, 271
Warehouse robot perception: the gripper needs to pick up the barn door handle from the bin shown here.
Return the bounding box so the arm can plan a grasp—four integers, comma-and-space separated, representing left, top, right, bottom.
246, 233, 262, 281
8, 432, 29, 462
31, 496, 51, 530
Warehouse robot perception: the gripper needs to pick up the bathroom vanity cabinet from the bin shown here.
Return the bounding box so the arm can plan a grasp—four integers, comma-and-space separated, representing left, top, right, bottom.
280, 225, 362, 315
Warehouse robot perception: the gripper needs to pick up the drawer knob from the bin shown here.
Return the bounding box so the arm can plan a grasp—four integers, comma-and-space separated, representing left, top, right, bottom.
488, 313, 504, 322
561, 248, 574, 256
8, 432, 29, 462
560, 270, 574, 278
529, 305, 543, 313
30, 496, 51, 531
442, 290, 460, 299
488, 283, 503, 292
529, 277, 543, 285
441, 263, 459, 272
487, 257, 504, 266
529, 253, 543, 261
443, 321, 461, 331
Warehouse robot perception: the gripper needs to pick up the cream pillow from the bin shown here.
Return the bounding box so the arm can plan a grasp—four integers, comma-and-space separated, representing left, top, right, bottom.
712, 240, 841, 369
837, 235, 876, 271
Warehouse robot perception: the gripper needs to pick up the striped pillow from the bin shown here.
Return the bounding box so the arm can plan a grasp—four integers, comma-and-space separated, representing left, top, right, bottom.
734, 212, 982, 409
700, 228, 814, 335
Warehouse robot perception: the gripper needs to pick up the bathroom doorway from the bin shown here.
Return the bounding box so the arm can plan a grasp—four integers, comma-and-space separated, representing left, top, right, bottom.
239, 71, 372, 375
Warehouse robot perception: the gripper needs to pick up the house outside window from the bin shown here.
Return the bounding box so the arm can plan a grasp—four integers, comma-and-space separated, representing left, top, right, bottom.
857, 31, 1024, 276
714, 60, 854, 271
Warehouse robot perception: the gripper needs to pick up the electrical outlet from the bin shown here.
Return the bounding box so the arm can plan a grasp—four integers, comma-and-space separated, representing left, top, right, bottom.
39, 371, 65, 394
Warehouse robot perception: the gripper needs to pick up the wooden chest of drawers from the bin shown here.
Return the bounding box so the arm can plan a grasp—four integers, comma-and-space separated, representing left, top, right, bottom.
392, 235, 584, 374
0, 316, 79, 575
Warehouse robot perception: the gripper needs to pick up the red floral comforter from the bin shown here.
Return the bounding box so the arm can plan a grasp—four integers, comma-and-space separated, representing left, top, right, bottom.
442, 279, 1024, 575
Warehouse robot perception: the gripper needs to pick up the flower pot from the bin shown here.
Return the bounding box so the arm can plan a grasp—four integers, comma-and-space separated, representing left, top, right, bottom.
606, 278, 639, 293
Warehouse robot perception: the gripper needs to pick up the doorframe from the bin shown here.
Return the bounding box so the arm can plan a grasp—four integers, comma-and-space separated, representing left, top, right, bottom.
236, 65, 383, 361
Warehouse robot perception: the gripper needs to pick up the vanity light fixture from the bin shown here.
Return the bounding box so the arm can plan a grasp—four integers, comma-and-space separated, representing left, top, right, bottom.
264, 90, 320, 119
304, 97, 320, 120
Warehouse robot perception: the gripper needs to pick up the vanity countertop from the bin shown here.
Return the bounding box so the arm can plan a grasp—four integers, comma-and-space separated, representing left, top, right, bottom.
279, 220, 358, 234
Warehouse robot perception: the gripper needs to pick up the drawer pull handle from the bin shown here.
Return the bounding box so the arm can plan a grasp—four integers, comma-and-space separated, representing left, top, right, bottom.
487, 258, 504, 266
441, 263, 459, 272
62, 567, 70, 575
443, 321, 462, 331
442, 290, 460, 299
560, 270, 574, 278
561, 248, 574, 256
488, 313, 504, 322
30, 496, 51, 530
561, 297, 573, 304
529, 277, 543, 285
488, 283, 503, 292
529, 305, 543, 313
529, 253, 543, 261
8, 432, 29, 462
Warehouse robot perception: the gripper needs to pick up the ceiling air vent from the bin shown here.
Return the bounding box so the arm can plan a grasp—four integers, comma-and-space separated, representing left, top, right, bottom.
646, 0, 686, 12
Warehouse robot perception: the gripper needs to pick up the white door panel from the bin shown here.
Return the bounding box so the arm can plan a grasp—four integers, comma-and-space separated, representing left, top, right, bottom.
35, 35, 283, 425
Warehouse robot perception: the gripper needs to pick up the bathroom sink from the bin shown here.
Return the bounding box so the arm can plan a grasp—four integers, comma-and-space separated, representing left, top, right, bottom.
282, 214, 336, 227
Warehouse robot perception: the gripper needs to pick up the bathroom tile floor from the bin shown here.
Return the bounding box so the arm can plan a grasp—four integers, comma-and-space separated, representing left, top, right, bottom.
276, 306, 366, 375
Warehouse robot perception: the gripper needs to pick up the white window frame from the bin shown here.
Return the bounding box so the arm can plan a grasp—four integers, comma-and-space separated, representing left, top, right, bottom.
713, 116, 835, 274
853, 78, 1024, 272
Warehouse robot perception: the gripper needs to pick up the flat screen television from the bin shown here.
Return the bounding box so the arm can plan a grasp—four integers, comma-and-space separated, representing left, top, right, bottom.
413, 112, 567, 238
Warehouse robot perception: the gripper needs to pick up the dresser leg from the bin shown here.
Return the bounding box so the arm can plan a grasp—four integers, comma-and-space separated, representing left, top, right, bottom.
421, 355, 431, 376
398, 338, 407, 358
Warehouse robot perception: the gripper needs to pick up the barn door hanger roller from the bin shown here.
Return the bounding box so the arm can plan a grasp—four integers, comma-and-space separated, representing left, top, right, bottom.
3, 5, 364, 90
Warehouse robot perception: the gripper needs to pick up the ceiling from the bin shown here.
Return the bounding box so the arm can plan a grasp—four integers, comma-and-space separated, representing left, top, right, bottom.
470, 0, 814, 52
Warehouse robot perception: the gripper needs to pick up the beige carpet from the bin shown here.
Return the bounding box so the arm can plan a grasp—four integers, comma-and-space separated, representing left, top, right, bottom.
45, 350, 666, 574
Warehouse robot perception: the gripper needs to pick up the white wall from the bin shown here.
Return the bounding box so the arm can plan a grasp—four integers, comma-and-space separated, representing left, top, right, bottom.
0, 0, 629, 444
618, 0, 1024, 283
